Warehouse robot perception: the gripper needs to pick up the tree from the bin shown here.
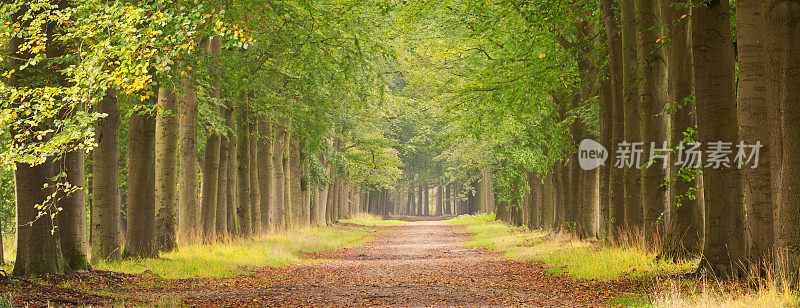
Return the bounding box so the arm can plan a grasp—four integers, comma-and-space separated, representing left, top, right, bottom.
126, 109, 157, 257
660, 0, 702, 261
236, 107, 252, 236
692, 0, 747, 277
155, 88, 179, 251
249, 119, 261, 232
257, 116, 275, 231
621, 0, 643, 229
765, 0, 800, 271
92, 90, 122, 262
635, 0, 668, 232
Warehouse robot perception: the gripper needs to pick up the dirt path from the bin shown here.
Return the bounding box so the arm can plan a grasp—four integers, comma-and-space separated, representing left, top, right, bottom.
177, 221, 621, 307
5, 221, 632, 307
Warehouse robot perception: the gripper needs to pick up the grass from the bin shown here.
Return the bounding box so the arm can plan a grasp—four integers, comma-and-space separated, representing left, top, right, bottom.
448, 214, 800, 307
341, 213, 408, 226
95, 224, 372, 279
446, 214, 693, 281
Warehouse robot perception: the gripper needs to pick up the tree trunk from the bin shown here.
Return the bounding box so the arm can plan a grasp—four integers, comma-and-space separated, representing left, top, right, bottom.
199, 36, 221, 242
199, 113, 221, 242
765, 0, 800, 271
660, 0, 703, 261
435, 184, 443, 216
542, 175, 556, 229
621, 0, 643, 229
299, 141, 311, 226
178, 56, 203, 242
236, 108, 251, 236
291, 143, 302, 224
635, 0, 669, 234
155, 88, 179, 251
249, 120, 261, 233
602, 0, 625, 238
126, 111, 156, 257
92, 90, 121, 261
327, 176, 338, 224
216, 131, 229, 239
273, 118, 287, 230
692, 0, 747, 277
13, 159, 64, 276
257, 117, 275, 232
283, 119, 293, 228
318, 164, 331, 226
225, 105, 238, 235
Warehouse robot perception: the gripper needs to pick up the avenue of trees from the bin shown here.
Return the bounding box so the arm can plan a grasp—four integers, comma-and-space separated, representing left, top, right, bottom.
1, 0, 800, 283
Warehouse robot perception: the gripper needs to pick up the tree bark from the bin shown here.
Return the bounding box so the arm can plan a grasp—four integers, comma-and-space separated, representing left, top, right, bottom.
236, 108, 251, 236
660, 0, 703, 261
273, 118, 287, 230
283, 119, 293, 228
299, 141, 311, 226
92, 90, 121, 261
178, 54, 204, 242
126, 111, 156, 257
257, 117, 274, 232
765, 0, 800, 271
602, 0, 626, 238
155, 88, 179, 251
621, 0, 643, 229
199, 113, 221, 242
635, 0, 669, 234
216, 131, 229, 239
249, 119, 261, 233
225, 104, 238, 235
692, 0, 747, 277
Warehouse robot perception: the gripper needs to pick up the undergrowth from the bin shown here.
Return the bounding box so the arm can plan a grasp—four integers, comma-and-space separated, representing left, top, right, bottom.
96, 225, 371, 279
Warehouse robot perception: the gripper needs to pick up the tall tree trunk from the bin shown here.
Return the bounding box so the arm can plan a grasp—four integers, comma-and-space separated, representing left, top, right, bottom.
126, 111, 156, 257
249, 119, 261, 233
766, 0, 800, 271
236, 108, 251, 236
327, 176, 338, 224
155, 88, 179, 251
621, 0, 643, 229
59, 148, 90, 269
318, 164, 331, 226
273, 118, 287, 230
199, 36, 221, 242
527, 172, 542, 229
543, 175, 556, 229
692, 0, 746, 277
291, 143, 302, 224
423, 183, 430, 216
199, 114, 221, 242
602, 0, 626, 238
636, 0, 669, 234
178, 54, 204, 242
283, 119, 293, 228
299, 142, 311, 226
435, 184, 443, 216
216, 132, 229, 239
92, 90, 121, 261
257, 117, 274, 232
660, 0, 703, 261
225, 105, 238, 235
14, 159, 64, 276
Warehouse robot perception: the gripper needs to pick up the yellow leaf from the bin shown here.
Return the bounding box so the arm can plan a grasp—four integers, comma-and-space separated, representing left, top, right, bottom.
538, 54, 546, 59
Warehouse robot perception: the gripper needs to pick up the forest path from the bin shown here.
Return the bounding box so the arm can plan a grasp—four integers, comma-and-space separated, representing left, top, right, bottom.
178, 221, 623, 307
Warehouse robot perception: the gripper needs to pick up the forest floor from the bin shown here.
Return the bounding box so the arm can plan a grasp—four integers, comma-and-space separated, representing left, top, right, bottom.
0, 217, 655, 307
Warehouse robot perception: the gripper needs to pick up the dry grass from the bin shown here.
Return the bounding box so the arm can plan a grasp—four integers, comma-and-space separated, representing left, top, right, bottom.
653, 250, 800, 307
96, 225, 372, 279
446, 214, 693, 281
